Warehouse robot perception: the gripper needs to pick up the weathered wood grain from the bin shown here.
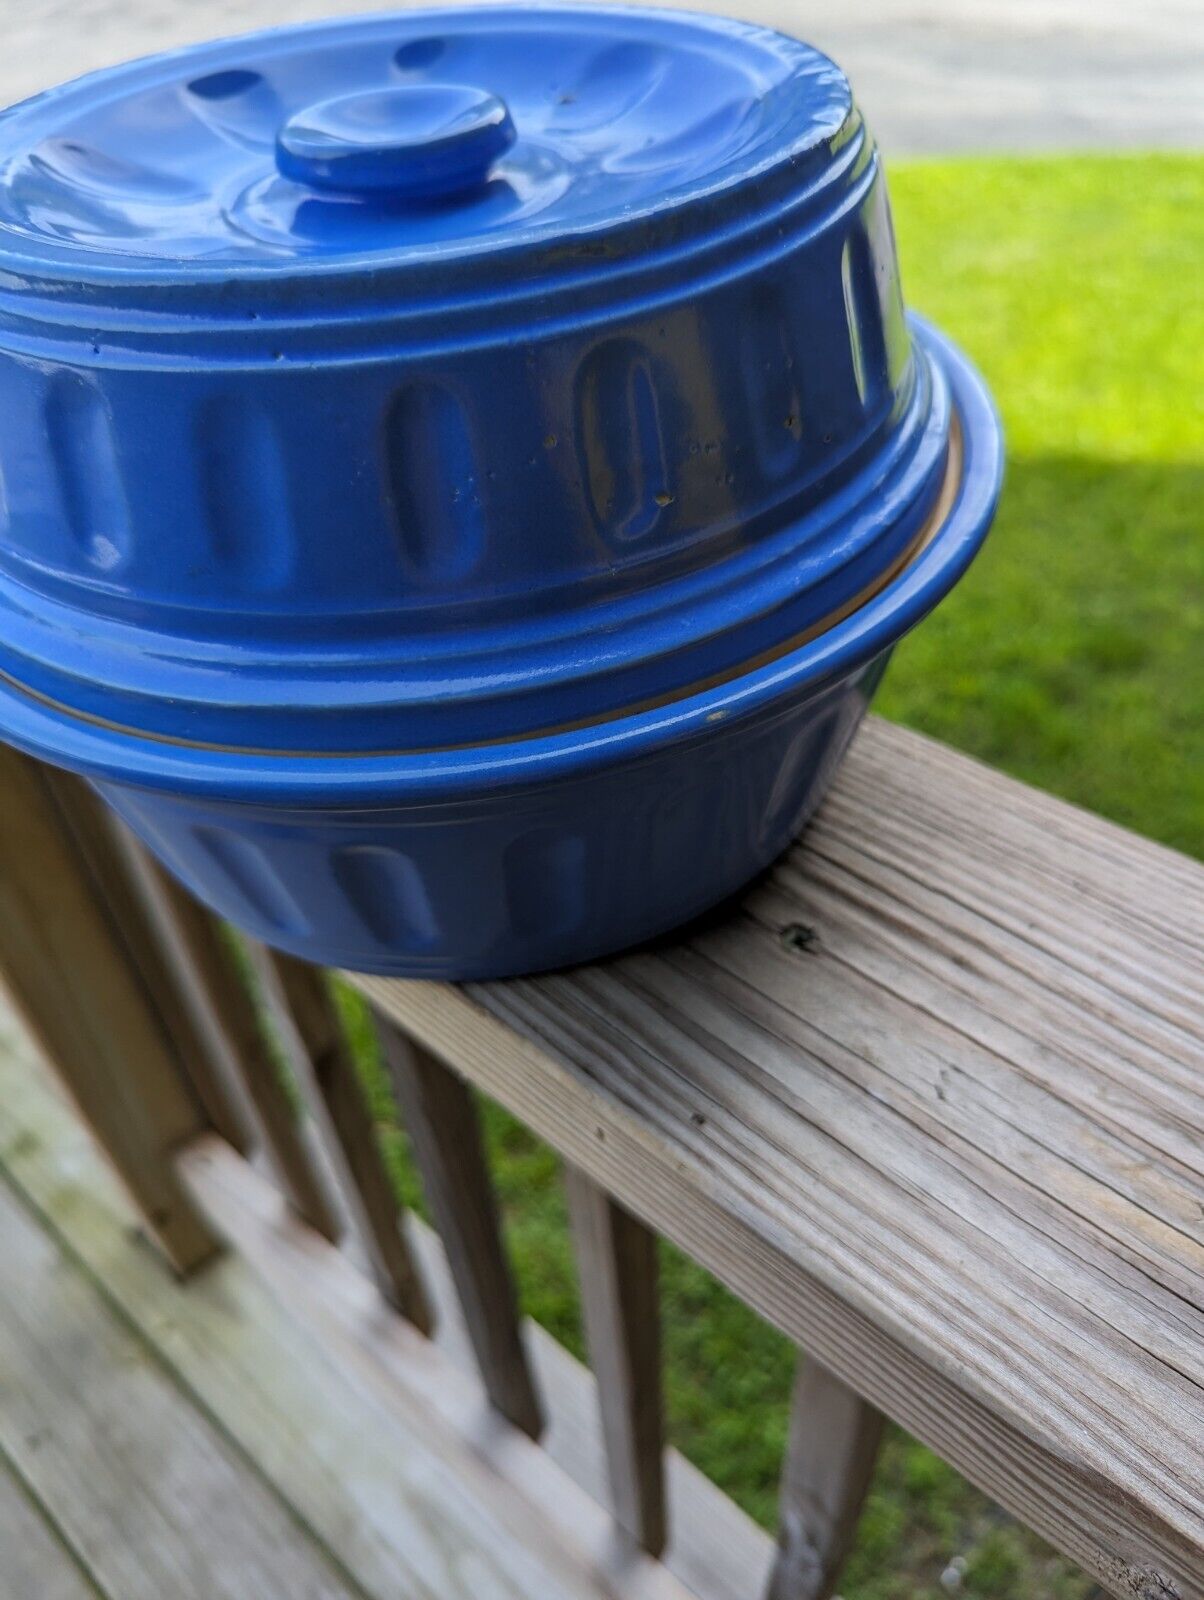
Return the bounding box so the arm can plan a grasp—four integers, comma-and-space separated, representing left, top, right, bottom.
376, 1017, 544, 1438
0, 1029, 731, 1600
133, 857, 341, 1242
351, 717, 1204, 1600
0, 1163, 357, 1600
565, 1166, 667, 1556
766, 1360, 883, 1600
0, 1457, 101, 1600
0, 746, 217, 1273
252, 946, 432, 1329
44, 778, 255, 1158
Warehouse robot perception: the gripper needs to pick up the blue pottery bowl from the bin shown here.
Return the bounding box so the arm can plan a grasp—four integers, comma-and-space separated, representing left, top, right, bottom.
0, 7, 1002, 977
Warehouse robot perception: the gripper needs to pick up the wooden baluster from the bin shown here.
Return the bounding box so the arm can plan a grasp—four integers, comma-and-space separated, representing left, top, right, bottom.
40, 772, 255, 1158
375, 1016, 543, 1438
124, 848, 342, 1242
252, 947, 432, 1332
564, 1166, 667, 1556
766, 1358, 884, 1600
0, 748, 219, 1274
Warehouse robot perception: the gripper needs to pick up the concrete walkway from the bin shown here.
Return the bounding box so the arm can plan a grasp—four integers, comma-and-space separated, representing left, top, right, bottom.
2, 0, 1202, 154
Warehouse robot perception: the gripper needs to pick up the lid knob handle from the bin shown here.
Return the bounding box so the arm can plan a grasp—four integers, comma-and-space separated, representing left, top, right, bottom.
276, 83, 516, 199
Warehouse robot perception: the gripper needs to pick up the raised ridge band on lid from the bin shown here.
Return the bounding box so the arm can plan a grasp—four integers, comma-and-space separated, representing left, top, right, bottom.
0, 316, 1003, 805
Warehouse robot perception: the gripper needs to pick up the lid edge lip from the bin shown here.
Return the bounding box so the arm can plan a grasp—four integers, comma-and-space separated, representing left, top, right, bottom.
0, 3, 854, 296
0, 319, 1002, 803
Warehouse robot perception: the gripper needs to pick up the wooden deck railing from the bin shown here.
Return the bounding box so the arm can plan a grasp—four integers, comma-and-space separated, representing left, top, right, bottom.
0, 723, 1200, 1600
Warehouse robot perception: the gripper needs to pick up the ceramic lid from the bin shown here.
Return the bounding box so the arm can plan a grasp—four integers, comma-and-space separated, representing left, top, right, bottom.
0, 7, 958, 754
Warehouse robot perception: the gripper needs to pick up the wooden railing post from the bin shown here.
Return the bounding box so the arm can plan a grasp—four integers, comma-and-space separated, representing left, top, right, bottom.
0, 748, 219, 1274
253, 946, 432, 1331
117, 843, 342, 1243
375, 1014, 543, 1438
766, 1358, 884, 1600
42, 772, 256, 1159
564, 1165, 667, 1555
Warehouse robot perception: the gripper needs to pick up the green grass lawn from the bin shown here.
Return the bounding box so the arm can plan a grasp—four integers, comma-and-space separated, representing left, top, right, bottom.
882, 153, 1203, 861
336, 154, 1203, 1600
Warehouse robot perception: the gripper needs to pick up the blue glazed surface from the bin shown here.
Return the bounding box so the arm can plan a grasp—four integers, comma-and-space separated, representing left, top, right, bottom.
275, 85, 518, 197
0, 5, 939, 750
0, 8, 850, 271
0, 324, 1001, 976
96, 653, 890, 978
0, 8, 1004, 975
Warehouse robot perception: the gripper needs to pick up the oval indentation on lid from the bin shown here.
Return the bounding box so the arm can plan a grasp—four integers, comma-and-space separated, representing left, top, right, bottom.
740, 289, 804, 480
576, 340, 672, 543
193, 827, 309, 936
504, 828, 586, 940
29, 138, 207, 203
384, 382, 486, 585
45, 373, 131, 573
187, 68, 263, 101
197, 400, 295, 590
608, 96, 757, 180
184, 68, 280, 150
551, 41, 672, 133
331, 845, 440, 949
394, 37, 447, 71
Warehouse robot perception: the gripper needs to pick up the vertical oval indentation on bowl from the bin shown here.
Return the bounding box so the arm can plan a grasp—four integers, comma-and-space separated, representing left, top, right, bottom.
758, 708, 841, 853
331, 845, 440, 950
384, 382, 486, 585
197, 399, 295, 591
576, 340, 671, 543
45, 372, 131, 572
838, 214, 890, 412
504, 828, 587, 940
193, 826, 309, 936
104, 797, 200, 889
740, 288, 804, 480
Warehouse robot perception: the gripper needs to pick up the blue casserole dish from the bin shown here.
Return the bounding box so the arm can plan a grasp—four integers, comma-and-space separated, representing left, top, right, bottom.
0, 6, 1002, 975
